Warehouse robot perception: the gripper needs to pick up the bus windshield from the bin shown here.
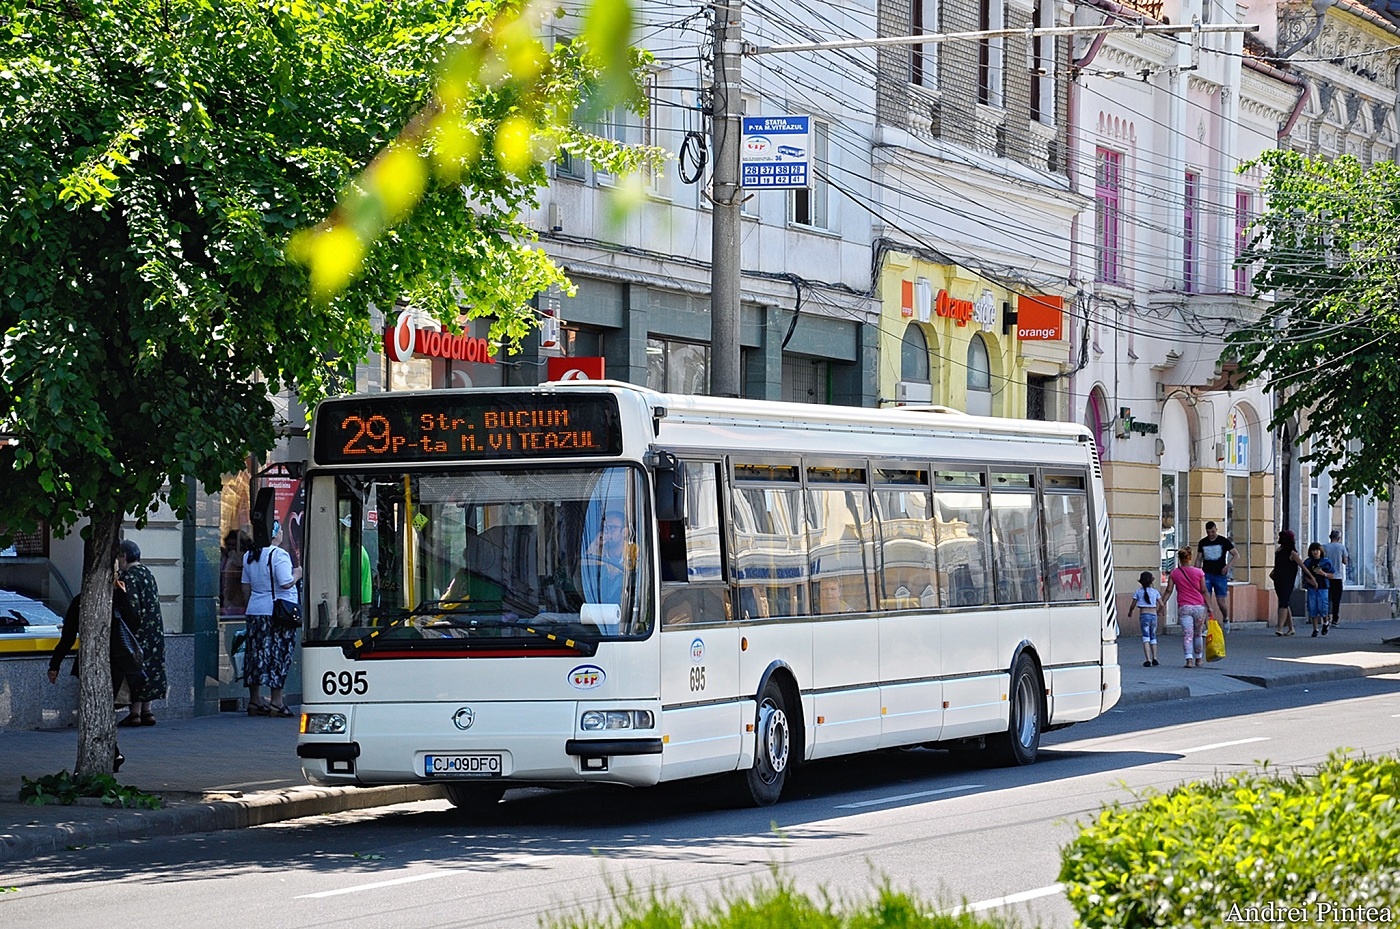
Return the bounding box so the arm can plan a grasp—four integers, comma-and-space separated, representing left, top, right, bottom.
314, 465, 652, 647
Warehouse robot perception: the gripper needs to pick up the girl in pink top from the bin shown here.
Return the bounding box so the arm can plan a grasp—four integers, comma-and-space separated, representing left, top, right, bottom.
1163, 546, 1209, 667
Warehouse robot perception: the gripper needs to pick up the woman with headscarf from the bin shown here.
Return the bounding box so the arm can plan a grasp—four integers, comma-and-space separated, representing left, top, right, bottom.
117, 539, 166, 726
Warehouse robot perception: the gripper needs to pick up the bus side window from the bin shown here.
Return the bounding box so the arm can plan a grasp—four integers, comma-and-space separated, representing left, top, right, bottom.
662, 587, 729, 626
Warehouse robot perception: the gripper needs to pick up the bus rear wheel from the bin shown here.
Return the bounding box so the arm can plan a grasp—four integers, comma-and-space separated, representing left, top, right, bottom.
736, 680, 792, 806
988, 654, 1042, 766
444, 783, 506, 813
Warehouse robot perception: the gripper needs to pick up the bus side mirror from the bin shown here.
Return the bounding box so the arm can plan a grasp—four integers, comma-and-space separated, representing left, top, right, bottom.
650, 451, 686, 523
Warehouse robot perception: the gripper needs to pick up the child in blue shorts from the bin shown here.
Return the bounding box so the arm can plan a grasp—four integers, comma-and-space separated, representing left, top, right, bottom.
1127, 570, 1160, 667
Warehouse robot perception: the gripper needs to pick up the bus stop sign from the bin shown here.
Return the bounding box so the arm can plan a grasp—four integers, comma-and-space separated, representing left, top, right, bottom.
740, 116, 811, 189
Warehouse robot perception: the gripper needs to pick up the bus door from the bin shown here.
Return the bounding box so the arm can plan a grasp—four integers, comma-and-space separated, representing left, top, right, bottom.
656, 460, 744, 780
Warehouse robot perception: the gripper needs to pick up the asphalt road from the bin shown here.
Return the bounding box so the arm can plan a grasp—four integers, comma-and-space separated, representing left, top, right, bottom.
5, 673, 1400, 929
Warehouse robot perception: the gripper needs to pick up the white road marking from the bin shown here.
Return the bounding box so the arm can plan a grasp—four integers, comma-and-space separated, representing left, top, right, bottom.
836, 784, 982, 809
949, 882, 1066, 914
1174, 736, 1270, 755
297, 870, 459, 898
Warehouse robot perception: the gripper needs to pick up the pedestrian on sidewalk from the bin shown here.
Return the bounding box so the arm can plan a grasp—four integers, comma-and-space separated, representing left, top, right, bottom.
46, 572, 146, 772
1322, 529, 1348, 627
1127, 570, 1161, 667
117, 540, 166, 727
1197, 521, 1236, 632
1270, 530, 1311, 636
1164, 547, 1209, 668
241, 519, 301, 718
1303, 542, 1335, 637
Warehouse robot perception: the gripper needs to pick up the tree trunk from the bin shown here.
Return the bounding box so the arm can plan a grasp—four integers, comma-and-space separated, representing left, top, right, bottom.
75, 512, 123, 777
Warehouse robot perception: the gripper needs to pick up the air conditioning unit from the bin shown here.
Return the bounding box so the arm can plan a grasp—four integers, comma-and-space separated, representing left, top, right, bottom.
895, 381, 933, 405
1214, 442, 1227, 461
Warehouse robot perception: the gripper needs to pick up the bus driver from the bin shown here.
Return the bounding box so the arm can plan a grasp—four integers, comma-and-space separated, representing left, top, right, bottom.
585, 510, 637, 604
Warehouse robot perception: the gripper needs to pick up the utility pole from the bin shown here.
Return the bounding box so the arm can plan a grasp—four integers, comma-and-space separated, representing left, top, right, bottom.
709, 0, 742, 398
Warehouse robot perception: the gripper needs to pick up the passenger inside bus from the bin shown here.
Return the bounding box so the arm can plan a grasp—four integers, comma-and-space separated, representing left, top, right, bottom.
817, 576, 857, 614
662, 587, 728, 627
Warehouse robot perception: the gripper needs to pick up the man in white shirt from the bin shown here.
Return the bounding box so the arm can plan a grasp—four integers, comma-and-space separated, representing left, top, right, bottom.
1321, 530, 1348, 627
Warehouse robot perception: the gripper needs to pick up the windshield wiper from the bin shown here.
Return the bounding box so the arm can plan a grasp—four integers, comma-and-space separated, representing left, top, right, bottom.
342, 606, 597, 658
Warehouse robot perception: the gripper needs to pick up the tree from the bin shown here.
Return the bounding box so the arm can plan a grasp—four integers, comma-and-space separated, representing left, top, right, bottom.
0, 0, 649, 774
1227, 150, 1400, 502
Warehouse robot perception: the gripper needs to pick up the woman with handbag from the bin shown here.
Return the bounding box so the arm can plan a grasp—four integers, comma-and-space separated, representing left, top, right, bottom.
240, 519, 302, 717
46, 568, 146, 771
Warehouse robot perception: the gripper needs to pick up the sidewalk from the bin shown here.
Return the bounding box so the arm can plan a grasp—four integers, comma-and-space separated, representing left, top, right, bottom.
4, 617, 1400, 864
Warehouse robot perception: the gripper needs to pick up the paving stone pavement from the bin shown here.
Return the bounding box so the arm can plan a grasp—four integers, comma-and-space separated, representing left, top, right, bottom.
4, 616, 1399, 863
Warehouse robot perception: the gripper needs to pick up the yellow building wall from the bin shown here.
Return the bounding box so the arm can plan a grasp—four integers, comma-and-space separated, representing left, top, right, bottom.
1103, 461, 1161, 620
877, 254, 1069, 417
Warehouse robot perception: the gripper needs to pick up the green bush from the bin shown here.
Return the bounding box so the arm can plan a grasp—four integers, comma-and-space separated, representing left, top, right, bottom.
19, 770, 163, 810
543, 873, 1023, 929
1059, 750, 1400, 927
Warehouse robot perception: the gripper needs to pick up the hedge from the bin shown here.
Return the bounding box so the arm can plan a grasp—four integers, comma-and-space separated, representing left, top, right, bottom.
1058, 751, 1400, 927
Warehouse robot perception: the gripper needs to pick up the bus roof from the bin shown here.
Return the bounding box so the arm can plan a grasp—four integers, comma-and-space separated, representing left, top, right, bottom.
548, 380, 1094, 446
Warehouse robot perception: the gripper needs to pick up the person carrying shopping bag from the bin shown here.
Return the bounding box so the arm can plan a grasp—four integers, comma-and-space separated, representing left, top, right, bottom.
1163, 547, 1209, 668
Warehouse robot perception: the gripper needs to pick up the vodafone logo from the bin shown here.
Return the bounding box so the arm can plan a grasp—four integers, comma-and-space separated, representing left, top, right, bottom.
384, 310, 495, 365
557, 368, 591, 380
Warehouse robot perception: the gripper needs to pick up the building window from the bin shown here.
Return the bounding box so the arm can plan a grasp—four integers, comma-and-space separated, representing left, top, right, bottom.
647, 338, 710, 394
966, 334, 992, 416
901, 324, 930, 382
1234, 189, 1253, 295
640, 71, 662, 194
1029, 0, 1053, 123
1095, 148, 1123, 285
1183, 170, 1199, 293
1086, 388, 1110, 458
1026, 374, 1050, 420
790, 121, 829, 229
977, 0, 1005, 107
911, 0, 936, 87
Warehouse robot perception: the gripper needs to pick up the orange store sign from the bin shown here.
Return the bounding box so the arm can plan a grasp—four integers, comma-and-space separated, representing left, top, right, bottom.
1017, 295, 1063, 341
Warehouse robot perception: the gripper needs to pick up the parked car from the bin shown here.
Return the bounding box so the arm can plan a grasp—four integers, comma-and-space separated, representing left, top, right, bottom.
0, 589, 64, 645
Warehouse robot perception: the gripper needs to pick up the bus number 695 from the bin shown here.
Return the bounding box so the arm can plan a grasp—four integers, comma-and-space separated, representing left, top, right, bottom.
689, 666, 706, 691
323, 670, 369, 696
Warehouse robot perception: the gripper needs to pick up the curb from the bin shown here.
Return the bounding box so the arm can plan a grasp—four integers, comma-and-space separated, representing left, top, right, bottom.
0, 783, 445, 863
1116, 684, 1192, 706
1227, 660, 1400, 689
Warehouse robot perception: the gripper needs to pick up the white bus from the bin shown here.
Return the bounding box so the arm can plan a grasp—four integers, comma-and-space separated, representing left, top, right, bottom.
296, 383, 1120, 808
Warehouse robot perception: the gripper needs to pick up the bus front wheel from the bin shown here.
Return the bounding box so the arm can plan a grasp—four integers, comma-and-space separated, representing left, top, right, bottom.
988, 654, 1042, 766
738, 680, 792, 806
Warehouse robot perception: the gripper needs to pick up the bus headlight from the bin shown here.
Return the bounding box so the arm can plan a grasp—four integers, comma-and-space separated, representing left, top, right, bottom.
302, 713, 347, 735
580, 710, 655, 731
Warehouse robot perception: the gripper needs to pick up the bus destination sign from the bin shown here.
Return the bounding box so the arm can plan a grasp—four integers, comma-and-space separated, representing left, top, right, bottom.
313, 393, 623, 465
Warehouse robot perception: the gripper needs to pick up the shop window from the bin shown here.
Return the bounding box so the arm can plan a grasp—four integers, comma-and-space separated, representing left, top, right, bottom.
647, 338, 710, 394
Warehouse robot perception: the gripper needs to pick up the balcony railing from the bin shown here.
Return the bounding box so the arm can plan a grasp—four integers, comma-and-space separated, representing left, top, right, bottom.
1116, 0, 1165, 22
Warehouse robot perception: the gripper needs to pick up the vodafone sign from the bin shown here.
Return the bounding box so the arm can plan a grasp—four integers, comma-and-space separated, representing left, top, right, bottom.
546, 356, 605, 381
384, 310, 496, 365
